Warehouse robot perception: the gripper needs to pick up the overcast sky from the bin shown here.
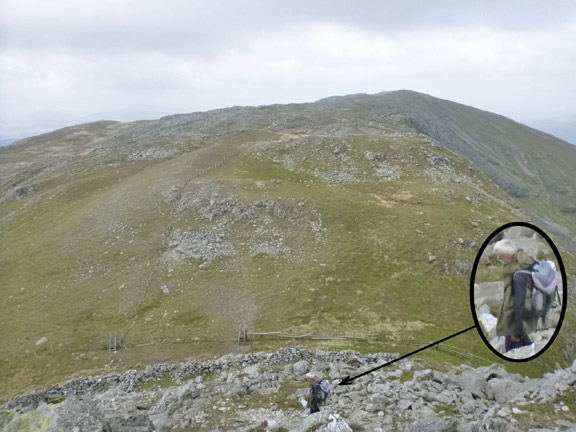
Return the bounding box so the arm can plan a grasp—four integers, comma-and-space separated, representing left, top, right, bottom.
1, 0, 576, 139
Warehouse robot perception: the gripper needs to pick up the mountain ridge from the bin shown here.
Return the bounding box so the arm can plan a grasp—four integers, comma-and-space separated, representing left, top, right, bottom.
10, 89, 574, 250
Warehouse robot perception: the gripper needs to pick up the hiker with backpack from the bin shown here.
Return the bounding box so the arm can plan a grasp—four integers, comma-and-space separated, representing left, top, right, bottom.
308, 379, 331, 414
494, 239, 558, 353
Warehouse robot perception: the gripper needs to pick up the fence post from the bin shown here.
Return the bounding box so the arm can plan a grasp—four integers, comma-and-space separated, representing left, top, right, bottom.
236, 325, 248, 345
109, 332, 119, 353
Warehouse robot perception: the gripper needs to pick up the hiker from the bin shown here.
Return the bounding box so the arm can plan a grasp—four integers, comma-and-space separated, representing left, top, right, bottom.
494, 239, 557, 353
308, 379, 331, 414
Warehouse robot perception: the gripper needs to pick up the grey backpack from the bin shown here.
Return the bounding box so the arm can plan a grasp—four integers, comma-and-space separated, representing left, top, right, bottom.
319, 380, 330, 403
515, 261, 557, 320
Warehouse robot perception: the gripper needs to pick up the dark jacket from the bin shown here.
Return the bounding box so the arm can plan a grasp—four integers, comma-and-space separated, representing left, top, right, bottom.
496, 250, 536, 338
309, 383, 321, 414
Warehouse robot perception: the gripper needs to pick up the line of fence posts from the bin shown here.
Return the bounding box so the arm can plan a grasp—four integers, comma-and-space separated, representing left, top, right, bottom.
194, 147, 241, 178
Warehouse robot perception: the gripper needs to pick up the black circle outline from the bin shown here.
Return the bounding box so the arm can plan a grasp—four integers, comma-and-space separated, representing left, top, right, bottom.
469, 221, 568, 362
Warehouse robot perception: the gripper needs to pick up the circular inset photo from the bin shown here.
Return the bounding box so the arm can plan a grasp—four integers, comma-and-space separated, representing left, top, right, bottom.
470, 222, 567, 362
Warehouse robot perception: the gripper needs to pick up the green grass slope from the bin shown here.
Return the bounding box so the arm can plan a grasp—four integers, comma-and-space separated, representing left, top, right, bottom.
1, 92, 575, 402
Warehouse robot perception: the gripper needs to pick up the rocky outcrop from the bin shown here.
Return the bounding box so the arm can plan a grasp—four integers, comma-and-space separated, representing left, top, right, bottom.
166, 230, 236, 262
3, 348, 576, 431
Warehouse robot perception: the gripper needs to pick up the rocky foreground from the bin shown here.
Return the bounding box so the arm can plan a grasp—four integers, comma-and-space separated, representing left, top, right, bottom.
2, 348, 576, 431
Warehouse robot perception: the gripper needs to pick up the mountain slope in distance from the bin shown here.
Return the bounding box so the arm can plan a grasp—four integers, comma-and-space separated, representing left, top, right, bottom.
0, 90, 575, 401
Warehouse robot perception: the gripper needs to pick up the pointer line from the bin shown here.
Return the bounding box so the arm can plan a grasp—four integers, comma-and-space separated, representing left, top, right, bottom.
340, 325, 476, 385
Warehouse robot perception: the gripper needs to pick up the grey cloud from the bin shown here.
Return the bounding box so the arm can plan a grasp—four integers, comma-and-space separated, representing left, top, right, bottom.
2, 0, 575, 57
1, 18, 243, 59
1, 0, 575, 131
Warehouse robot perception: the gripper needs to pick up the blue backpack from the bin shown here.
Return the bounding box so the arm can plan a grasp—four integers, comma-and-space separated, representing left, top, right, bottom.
318, 380, 330, 403
515, 261, 557, 322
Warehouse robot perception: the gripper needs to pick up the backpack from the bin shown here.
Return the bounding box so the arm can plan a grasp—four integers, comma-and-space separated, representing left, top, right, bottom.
514, 261, 557, 322
318, 380, 330, 403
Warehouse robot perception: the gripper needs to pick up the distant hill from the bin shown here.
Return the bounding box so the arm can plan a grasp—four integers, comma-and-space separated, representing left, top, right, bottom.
1, 90, 575, 401
0, 137, 15, 147
0, 105, 186, 146
527, 117, 576, 146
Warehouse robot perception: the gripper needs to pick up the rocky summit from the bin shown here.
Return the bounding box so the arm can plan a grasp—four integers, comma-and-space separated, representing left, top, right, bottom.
3, 348, 576, 431
1, 90, 576, 429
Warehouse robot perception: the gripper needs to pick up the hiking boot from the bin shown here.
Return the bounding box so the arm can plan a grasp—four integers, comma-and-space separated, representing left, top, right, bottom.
518, 333, 532, 348
505, 334, 533, 352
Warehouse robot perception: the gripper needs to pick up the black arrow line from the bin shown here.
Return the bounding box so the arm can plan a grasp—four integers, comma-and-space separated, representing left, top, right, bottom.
339, 325, 476, 386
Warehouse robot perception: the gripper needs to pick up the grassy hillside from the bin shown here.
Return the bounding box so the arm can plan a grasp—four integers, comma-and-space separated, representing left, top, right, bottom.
1, 91, 575, 402
326, 90, 576, 252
